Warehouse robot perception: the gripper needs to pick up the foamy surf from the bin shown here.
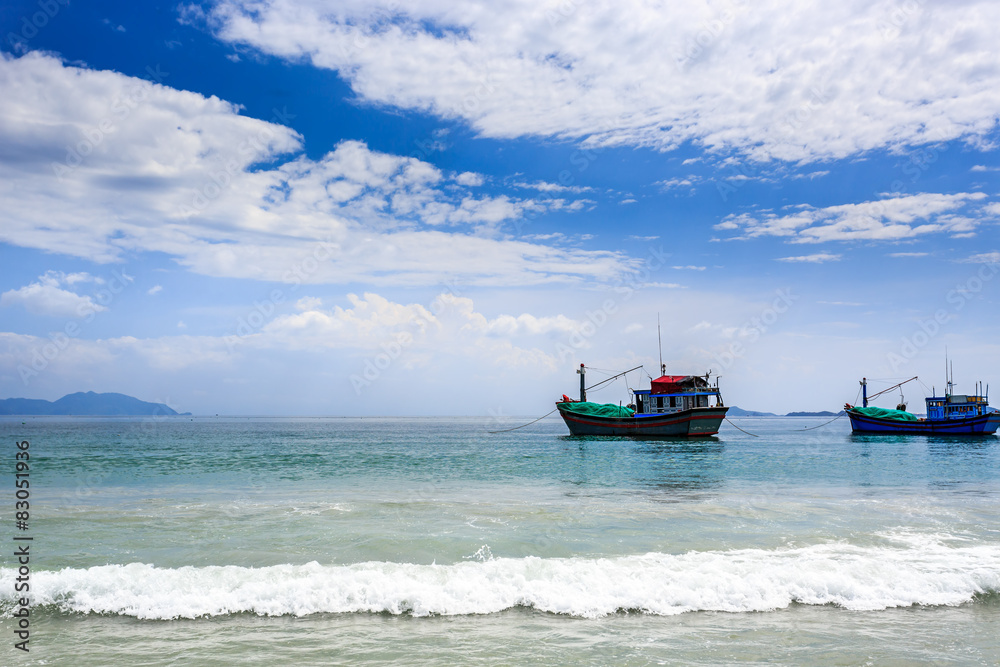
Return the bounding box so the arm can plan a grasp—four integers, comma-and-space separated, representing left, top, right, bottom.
4, 539, 999, 620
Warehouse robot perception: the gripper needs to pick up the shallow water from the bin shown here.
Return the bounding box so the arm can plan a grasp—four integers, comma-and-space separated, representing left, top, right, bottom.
2, 416, 998, 664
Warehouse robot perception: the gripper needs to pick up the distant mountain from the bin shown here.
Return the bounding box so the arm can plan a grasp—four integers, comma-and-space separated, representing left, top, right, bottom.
726, 406, 778, 417
0, 392, 187, 416
786, 410, 846, 417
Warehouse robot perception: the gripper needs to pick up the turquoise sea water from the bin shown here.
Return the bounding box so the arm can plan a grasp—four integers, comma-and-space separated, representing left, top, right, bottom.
2, 416, 999, 665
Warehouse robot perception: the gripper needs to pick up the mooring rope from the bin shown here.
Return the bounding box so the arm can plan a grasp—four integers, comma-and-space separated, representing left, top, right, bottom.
724, 417, 760, 437
487, 408, 559, 433
798, 413, 847, 430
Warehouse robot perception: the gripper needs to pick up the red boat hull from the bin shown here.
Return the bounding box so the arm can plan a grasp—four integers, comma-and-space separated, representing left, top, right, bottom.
557, 404, 728, 437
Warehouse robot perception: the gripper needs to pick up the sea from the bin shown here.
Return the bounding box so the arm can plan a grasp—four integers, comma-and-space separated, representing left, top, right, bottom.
2, 415, 999, 666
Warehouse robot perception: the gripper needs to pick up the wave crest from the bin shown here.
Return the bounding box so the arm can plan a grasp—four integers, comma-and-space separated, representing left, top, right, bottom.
3, 540, 999, 619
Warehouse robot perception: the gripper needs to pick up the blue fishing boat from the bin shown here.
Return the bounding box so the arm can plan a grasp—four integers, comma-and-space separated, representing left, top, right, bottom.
845, 372, 1000, 436
556, 364, 728, 436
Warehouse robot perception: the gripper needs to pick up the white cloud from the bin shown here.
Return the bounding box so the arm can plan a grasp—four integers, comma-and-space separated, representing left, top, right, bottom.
295, 296, 323, 311
510, 180, 593, 194
962, 252, 1000, 264
888, 252, 928, 258
148, 285, 163, 295
259, 291, 581, 355
657, 177, 695, 190
455, 171, 484, 187
201, 0, 1000, 162
672, 265, 706, 271
776, 253, 841, 263
0, 53, 634, 287
718, 193, 991, 244
0, 291, 578, 389
791, 170, 829, 180
0, 272, 107, 318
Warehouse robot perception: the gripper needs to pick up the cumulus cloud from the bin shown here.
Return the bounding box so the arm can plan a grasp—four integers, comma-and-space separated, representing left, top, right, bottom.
0, 52, 631, 287
1, 272, 107, 318
717, 193, 991, 243
455, 171, 485, 187
260, 291, 582, 358
200, 0, 1000, 162
1, 289, 598, 397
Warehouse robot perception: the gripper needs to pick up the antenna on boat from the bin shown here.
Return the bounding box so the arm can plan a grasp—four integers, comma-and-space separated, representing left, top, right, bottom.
945, 348, 952, 396
657, 314, 664, 376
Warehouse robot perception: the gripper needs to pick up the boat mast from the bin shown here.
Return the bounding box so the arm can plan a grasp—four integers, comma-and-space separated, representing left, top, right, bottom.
861, 377, 867, 407
657, 314, 664, 376
578, 363, 586, 402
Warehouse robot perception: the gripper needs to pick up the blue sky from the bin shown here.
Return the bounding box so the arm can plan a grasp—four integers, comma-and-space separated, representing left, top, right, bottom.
1, 0, 999, 415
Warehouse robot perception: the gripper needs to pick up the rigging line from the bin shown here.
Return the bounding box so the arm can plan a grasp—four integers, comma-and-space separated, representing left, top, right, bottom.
799, 413, 845, 431
585, 365, 644, 392
724, 417, 759, 437
487, 408, 559, 434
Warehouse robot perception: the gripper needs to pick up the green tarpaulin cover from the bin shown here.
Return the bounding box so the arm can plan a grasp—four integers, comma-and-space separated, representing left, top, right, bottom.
852, 406, 918, 421
558, 401, 635, 418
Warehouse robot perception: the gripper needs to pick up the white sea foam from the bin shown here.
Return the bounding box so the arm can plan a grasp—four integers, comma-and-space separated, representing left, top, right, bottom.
4, 539, 998, 620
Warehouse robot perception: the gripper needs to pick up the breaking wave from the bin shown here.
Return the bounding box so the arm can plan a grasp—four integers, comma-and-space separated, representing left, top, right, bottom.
4, 538, 999, 620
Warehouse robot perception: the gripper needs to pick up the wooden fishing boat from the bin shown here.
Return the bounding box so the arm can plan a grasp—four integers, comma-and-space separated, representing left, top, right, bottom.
556, 364, 728, 437
845, 373, 1000, 436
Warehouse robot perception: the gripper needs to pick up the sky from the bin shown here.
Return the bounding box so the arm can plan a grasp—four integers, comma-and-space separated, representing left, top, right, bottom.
1, 0, 999, 416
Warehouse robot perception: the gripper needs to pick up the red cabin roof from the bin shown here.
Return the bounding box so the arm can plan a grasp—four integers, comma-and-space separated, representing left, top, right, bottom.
650, 375, 708, 394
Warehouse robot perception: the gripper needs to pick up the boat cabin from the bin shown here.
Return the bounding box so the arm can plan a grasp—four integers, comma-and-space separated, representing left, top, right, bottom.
632, 375, 724, 415
925, 393, 992, 420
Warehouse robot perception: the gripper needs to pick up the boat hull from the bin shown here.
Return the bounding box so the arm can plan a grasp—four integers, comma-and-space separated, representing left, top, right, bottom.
557, 404, 728, 437
847, 409, 1000, 435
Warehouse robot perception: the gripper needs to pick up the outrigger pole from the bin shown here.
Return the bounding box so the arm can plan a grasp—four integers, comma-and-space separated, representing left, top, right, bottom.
585, 365, 645, 393
864, 376, 919, 404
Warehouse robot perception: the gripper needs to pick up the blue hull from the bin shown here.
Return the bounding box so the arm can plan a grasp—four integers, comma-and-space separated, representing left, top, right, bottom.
847, 410, 1000, 435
